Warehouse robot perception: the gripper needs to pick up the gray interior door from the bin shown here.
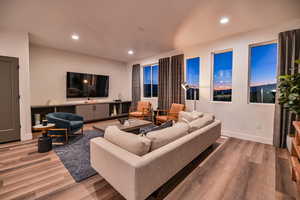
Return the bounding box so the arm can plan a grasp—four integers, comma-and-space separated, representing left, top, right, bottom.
0, 56, 20, 143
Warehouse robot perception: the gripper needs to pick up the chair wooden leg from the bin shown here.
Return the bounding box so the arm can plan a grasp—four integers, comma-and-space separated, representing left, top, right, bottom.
65, 129, 68, 144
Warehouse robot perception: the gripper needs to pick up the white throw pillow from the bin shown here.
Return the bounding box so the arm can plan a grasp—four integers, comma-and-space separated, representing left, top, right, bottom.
178, 111, 203, 122
104, 126, 151, 156
188, 113, 215, 133
146, 122, 189, 151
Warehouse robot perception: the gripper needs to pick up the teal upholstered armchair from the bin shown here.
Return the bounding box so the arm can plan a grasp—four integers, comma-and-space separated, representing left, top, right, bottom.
46, 112, 84, 135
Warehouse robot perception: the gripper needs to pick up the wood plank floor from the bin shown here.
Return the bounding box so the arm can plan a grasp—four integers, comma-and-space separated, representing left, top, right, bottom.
0, 121, 298, 200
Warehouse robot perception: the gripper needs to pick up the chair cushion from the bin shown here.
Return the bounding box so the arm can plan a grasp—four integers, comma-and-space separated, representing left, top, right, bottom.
146, 122, 189, 151
129, 112, 144, 117
104, 126, 152, 156
70, 121, 84, 130
139, 121, 173, 135
169, 104, 185, 113
156, 115, 168, 122
178, 111, 203, 123
187, 113, 215, 133
137, 101, 151, 113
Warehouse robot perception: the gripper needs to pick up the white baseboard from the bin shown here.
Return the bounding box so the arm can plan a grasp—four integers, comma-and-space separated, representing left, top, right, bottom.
221, 130, 273, 145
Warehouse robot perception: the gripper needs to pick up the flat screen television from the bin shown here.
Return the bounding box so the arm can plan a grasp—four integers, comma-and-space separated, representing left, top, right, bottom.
67, 72, 109, 98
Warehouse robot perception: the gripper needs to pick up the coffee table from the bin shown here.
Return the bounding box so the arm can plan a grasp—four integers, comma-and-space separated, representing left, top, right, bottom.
93, 119, 152, 132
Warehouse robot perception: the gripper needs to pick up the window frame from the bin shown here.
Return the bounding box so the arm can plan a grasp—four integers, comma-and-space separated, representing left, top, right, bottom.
185, 57, 200, 100
247, 40, 278, 105
211, 48, 233, 103
142, 63, 158, 98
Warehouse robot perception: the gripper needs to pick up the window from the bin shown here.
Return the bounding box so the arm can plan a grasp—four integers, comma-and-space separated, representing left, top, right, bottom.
212, 50, 233, 102
249, 42, 278, 104
143, 64, 158, 98
186, 57, 200, 100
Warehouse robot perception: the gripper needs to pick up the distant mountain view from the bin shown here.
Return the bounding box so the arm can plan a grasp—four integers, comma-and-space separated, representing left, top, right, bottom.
213, 89, 232, 102
250, 83, 276, 103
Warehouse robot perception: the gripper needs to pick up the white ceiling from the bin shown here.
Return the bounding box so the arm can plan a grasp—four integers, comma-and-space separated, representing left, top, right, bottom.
0, 0, 300, 63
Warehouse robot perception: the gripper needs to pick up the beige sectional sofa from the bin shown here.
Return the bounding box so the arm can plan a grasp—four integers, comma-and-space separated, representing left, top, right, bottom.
90, 113, 221, 200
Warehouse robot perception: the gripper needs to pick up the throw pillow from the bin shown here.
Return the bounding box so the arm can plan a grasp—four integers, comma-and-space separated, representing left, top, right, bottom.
178, 111, 203, 122
104, 126, 152, 156
188, 113, 215, 133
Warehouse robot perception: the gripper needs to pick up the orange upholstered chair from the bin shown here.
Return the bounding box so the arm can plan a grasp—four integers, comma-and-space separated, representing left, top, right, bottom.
156, 103, 185, 124
129, 101, 152, 120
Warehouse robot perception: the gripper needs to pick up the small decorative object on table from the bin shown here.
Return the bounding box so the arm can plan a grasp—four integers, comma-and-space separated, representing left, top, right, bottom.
42, 120, 48, 126
33, 123, 55, 153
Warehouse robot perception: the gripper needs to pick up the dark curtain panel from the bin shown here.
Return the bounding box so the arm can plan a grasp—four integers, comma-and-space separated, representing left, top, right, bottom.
132, 64, 141, 109
171, 54, 185, 104
158, 57, 171, 110
273, 29, 300, 148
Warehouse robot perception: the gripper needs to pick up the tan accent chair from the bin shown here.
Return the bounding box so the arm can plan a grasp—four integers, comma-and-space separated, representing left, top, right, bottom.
129, 101, 152, 120
156, 103, 185, 124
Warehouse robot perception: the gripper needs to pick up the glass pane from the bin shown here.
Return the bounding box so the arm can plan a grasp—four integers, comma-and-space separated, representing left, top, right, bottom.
152, 65, 158, 97
143, 66, 151, 97
186, 57, 200, 100
186, 88, 199, 100
213, 51, 232, 102
249, 43, 277, 103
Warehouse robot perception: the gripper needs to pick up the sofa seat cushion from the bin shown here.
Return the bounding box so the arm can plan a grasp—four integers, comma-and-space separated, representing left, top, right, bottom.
187, 113, 215, 133
178, 111, 203, 123
70, 121, 84, 130
104, 126, 151, 156
146, 122, 189, 151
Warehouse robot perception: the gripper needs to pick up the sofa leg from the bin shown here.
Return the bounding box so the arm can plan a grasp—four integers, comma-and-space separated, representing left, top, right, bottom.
81, 128, 84, 135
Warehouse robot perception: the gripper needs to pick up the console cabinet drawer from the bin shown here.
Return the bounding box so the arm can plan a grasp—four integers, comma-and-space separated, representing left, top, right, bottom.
76, 104, 109, 122
76, 105, 94, 121
94, 104, 109, 119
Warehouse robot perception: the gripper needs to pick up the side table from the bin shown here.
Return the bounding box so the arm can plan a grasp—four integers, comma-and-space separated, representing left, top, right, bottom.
33, 123, 55, 153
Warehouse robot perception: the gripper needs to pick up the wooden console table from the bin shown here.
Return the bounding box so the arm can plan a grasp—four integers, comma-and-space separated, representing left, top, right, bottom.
290, 121, 300, 186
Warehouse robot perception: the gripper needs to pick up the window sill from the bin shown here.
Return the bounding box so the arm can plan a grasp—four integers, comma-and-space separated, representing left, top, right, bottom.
209, 101, 232, 104
248, 102, 275, 106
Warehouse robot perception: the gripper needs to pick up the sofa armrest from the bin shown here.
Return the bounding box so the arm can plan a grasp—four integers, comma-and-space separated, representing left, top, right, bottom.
90, 138, 142, 200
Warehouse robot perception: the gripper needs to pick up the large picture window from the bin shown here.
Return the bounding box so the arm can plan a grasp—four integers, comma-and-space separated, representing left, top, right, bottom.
212, 50, 233, 102
143, 64, 158, 98
186, 57, 200, 100
249, 42, 278, 103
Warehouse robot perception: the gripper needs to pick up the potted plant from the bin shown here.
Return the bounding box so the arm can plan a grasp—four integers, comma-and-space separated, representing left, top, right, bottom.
278, 59, 300, 151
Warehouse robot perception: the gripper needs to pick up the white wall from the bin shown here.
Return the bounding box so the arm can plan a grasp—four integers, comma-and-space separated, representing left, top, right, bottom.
0, 30, 32, 141
30, 45, 131, 106
129, 20, 300, 144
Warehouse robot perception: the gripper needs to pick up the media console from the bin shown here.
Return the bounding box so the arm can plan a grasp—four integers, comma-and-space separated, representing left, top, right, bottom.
31, 101, 131, 128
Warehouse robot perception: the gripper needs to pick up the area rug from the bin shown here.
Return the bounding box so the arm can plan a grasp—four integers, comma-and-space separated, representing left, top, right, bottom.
53, 130, 104, 182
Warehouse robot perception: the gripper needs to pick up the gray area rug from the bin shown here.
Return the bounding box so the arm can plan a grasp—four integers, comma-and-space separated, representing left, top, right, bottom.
53, 130, 104, 182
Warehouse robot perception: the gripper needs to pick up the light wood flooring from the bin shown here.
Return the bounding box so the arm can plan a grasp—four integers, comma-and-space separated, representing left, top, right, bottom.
0, 120, 298, 200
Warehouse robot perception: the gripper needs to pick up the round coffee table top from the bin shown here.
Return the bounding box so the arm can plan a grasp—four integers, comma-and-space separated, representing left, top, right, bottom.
33, 123, 55, 131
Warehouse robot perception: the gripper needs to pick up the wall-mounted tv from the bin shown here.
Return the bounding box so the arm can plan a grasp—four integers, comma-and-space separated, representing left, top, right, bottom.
67, 72, 109, 98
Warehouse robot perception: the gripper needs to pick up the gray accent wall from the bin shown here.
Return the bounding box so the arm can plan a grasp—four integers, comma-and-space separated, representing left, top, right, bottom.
29, 45, 131, 106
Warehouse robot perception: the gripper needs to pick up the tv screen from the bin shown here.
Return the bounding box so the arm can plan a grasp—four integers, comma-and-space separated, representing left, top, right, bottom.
67, 72, 109, 98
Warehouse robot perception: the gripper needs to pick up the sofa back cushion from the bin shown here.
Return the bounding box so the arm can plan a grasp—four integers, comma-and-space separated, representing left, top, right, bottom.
104, 126, 151, 156
146, 122, 189, 151
178, 111, 203, 122
188, 113, 215, 133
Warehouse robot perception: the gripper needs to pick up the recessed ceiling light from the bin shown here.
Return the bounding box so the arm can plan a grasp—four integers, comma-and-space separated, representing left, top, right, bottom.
71, 34, 79, 40
128, 50, 134, 55
220, 17, 229, 24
